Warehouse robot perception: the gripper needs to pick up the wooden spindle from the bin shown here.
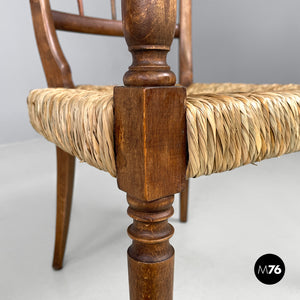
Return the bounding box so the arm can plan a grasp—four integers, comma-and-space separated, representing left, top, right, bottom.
77, 0, 84, 16
114, 86, 186, 300
115, 1, 187, 298
179, 0, 193, 222
122, 0, 177, 86
127, 195, 175, 300
30, 0, 73, 88
179, 0, 193, 86
110, 0, 117, 20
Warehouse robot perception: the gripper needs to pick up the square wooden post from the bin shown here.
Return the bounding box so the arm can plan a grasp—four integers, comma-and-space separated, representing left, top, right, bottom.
115, 85, 186, 300
114, 1, 187, 298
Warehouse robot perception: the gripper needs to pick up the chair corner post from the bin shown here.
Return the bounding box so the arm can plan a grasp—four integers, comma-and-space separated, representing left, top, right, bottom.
115, 1, 187, 299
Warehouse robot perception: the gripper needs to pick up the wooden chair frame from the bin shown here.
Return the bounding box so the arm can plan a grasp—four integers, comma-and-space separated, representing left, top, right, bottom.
30, 0, 192, 298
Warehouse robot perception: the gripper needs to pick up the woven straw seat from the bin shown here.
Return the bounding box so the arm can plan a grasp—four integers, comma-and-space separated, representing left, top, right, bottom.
27, 83, 300, 178
28, 85, 115, 176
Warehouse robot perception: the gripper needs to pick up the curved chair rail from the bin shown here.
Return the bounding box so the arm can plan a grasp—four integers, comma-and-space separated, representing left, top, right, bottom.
52, 10, 180, 38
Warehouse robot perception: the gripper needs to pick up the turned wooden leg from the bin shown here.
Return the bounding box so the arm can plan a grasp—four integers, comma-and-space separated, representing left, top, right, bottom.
127, 195, 175, 300
115, 85, 186, 300
52, 146, 75, 270
180, 179, 189, 222
115, 1, 186, 295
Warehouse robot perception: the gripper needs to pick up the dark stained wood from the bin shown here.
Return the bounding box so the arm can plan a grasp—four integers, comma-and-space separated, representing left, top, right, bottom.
53, 147, 75, 270
127, 195, 175, 300
30, 0, 76, 270
52, 11, 123, 37
30, 1, 193, 298
179, 0, 193, 222
30, 0, 74, 88
114, 86, 186, 299
77, 0, 84, 16
122, 0, 177, 86
115, 2, 187, 298
128, 255, 174, 300
114, 86, 187, 201
179, 0, 193, 86
111, 0, 117, 20
180, 180, 189, 222
52, 10, 180, 38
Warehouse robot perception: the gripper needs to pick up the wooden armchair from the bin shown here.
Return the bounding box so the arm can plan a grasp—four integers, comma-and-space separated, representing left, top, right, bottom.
29, 0, 191, 271
28, 0, 300, 299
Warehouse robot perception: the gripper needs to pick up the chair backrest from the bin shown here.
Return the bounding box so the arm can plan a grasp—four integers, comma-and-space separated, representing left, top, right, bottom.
29, 0, 193, 88
76, 0, 116, 19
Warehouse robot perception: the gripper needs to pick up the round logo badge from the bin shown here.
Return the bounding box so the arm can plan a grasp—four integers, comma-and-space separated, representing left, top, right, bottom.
254, 254, 285, 285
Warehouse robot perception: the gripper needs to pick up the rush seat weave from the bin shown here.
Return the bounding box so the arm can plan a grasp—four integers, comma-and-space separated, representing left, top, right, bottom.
28, 85, 115, 176
186, 83, 300, 177
27, 83, 300, 178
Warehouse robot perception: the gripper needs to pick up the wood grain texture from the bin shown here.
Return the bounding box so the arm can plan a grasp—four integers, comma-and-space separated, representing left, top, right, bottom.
128, 255, 174, 300
114, 86, 187, 201
30, 0, 75, 270
116, 2, 188, 298
127, 195, 175, 300
30, 0, 74, 88
53, 11, 123, 37
52, 11, 180, 38
52, 147, 75, 270
122, 0, 177, 86
30, 2, 192, 297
